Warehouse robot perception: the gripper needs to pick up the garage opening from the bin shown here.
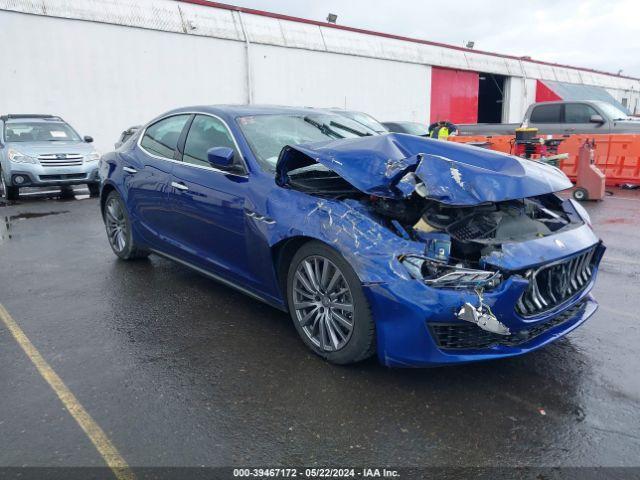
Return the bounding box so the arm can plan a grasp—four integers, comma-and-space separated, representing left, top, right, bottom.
478, 73, 505, 123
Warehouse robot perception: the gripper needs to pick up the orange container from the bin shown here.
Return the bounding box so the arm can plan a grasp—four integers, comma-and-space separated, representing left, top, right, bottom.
451, 133, 640, 186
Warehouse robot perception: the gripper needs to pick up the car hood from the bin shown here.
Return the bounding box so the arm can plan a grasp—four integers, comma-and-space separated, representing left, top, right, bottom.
276, 133, 572, 206
6, 141, 96, 156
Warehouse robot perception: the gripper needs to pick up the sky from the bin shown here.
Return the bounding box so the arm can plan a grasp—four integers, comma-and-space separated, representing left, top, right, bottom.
215, 0, 640, 78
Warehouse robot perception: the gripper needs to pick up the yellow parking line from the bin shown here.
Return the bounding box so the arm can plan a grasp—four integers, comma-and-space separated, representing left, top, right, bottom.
0, 303, 135, 480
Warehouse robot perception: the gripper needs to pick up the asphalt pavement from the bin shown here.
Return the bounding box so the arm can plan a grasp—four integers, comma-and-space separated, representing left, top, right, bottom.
0, 186, 639, 477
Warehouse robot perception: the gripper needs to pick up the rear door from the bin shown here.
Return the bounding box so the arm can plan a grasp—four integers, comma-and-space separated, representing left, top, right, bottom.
166, 114, 253, 284
127, 114, 191, 248
528, 103, 564, 134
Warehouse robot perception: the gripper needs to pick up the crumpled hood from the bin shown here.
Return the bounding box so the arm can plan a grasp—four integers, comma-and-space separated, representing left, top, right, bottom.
276, 133, 572, 205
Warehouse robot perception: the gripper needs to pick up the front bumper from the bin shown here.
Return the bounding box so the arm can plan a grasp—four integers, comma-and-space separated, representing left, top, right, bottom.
4, 162, 100, 187
365, 243, 605, 367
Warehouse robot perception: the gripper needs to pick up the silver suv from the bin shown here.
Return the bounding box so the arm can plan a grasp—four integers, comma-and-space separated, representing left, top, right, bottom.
0, 114, 100, 200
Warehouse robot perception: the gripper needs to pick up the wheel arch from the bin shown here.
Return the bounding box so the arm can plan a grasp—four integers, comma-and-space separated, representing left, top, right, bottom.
271, 236, 316, 308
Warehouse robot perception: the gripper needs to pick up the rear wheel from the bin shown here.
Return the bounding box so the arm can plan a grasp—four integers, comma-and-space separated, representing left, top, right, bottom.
286, 241, 375, 364
103, 191, 149, 260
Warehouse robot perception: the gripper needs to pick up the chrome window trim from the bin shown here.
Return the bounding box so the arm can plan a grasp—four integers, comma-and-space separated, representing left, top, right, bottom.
137, 111, 249, 178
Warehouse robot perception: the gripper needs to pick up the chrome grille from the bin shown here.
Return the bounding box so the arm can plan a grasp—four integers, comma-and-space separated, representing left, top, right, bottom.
516, 246, 597, 317
38, 154, 84, 167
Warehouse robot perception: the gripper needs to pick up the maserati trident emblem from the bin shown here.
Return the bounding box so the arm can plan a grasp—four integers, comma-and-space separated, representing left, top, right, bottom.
555, 239, 566, 248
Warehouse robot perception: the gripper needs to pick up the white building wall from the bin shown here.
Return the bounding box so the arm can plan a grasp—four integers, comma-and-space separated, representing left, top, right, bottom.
0, 10, 247, 153
503, 77, 537, 123
250, 45, 430, 122
1, 0, 639, 153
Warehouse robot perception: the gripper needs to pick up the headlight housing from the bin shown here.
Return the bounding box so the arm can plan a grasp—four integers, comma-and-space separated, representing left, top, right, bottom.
7, 148, 37, 164
85, 152, 101, 163
399, 254, 502, 290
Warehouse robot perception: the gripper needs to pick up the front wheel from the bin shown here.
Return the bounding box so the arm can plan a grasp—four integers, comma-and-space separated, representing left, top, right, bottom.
0, 170, 19, 200
286, 241, 375, 364
88, 182, 100, 197
103, 191, 149, 260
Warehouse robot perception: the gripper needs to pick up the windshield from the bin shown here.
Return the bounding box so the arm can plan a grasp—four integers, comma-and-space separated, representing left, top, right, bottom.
237, 114, 377, 170
340, 111, 388, 133
4, 121, 81, 142
595, 101, 632, 120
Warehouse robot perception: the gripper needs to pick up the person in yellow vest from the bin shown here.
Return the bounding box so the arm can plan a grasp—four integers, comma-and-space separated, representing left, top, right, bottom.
428, 120, 458, 140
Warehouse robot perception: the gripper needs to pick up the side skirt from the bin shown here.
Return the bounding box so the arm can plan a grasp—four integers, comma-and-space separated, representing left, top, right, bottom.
149, 249, 287, 312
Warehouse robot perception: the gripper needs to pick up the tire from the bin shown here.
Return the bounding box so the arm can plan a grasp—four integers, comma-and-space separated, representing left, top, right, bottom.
286, 240, 375, 364
0, 169, 19, 200
573, 187, 588, 201
103, 190, 149, 260
5, 186, 19, 201
88, 182, 100, 197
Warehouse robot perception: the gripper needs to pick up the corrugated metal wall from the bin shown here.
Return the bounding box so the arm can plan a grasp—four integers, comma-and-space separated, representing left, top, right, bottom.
1, 0, 639, 152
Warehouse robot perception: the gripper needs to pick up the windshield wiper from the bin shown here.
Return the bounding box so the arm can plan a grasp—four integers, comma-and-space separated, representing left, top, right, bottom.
329, 120, 372, 137
303, 116, 344, 139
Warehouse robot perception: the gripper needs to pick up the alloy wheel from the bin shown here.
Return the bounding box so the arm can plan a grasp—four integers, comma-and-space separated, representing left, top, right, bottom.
0, 171, 6, 199
293, 255, 354, 352
105, 198, 128, 253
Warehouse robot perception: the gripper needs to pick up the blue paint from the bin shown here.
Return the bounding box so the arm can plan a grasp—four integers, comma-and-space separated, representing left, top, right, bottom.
100, 105, 604, 367
277, 133, 573, 204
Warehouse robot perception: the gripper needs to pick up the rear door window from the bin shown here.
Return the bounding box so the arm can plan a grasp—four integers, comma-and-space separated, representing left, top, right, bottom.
564, 103, 599, 123
182, 115, 239, 168
530, 104, 562, 123
140, 115, 190, 159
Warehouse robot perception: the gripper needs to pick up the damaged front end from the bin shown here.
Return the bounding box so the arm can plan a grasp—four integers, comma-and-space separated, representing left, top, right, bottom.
275, 134, 604, 365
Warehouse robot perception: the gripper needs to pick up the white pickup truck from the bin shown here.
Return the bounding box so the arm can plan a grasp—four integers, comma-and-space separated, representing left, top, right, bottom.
458, 100, 640, 136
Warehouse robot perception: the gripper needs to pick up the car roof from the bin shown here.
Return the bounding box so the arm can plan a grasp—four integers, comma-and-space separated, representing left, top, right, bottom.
165, 104, 336, 118
1, 114, 64, 123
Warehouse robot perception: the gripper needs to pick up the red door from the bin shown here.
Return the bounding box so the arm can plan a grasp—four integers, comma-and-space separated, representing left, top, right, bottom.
430, 67, 479, 124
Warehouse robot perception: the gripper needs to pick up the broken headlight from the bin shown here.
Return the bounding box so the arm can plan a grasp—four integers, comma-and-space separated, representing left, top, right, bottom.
399, 254, 502, 289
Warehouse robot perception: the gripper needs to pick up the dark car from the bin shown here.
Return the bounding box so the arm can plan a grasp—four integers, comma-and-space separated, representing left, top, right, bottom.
329, 109, 388, 134
114, 126, 141, 149
99, 105, 604, 367
382, 121, 429, 136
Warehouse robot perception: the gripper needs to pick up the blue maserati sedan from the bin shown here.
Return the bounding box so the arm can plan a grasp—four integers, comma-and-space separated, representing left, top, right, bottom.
99, 105, 604, 367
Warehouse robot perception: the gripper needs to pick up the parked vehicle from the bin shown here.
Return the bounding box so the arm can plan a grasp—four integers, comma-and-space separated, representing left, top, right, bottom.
99, 105, 604, 367
114, 125, 140, 149
458, 100, 640, 136
0, 114, 100, 200
329, 109, 389, 134
382, 121, 429, 136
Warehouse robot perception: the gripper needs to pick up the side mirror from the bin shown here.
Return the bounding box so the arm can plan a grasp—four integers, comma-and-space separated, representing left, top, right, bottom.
589, 114, 605, 124
84, 135, 94, 143
207, 147, 235, 168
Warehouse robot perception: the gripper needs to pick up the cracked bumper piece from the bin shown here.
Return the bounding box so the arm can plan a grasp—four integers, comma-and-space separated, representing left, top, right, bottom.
363, 263, 601, 367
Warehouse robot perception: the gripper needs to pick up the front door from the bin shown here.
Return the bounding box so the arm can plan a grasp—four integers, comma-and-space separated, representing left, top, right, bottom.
167, 114, 253, 285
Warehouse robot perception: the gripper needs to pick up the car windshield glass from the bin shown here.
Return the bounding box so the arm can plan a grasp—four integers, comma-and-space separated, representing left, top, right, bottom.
237, 114, 376, 171
342, 111, 387, 133
595, 101, 631, 120
4, 121, 81, 142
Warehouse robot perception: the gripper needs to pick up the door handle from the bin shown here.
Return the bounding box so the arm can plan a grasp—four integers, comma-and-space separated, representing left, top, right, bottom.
123, 166, 137, 174
171, 181, 189, 191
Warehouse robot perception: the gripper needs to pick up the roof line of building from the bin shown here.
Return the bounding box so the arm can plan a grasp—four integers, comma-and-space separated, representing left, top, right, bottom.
179, 0, 640, 82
